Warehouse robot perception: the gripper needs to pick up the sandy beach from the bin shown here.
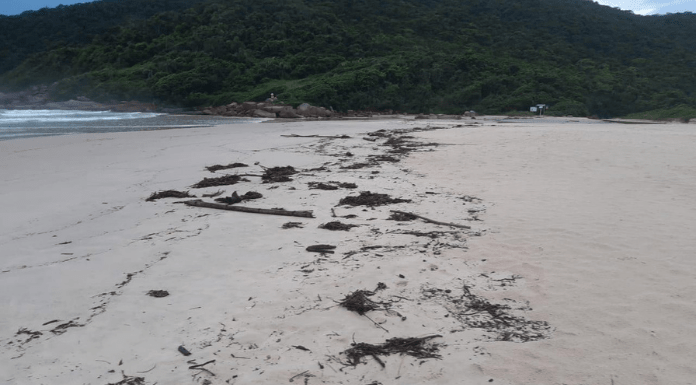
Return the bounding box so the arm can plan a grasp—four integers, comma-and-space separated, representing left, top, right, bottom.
2, 117, 695, 385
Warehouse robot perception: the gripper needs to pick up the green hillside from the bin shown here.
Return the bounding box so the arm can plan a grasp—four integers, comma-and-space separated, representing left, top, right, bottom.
1, 0, 695, 117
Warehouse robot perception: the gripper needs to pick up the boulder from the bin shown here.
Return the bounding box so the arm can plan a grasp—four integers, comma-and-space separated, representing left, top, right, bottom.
263, 105, 286, 113
242, 101, 258, 110
296, 105, 329, 117
253, 109, 276, 118
279, 108, 302, 118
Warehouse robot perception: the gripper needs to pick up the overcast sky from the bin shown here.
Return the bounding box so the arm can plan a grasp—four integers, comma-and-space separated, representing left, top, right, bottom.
0, 0, 695, 16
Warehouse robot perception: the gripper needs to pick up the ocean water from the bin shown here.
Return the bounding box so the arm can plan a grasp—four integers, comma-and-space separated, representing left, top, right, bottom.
0, 109, 268, 141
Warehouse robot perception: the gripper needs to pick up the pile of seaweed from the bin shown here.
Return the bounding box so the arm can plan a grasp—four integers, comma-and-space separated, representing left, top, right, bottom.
421, 286, 552, 342
368, 155, 400, 163
340, 162, 374, 170
308, 182, 339, 190
341, 335, 442, 367
146, 290, 169, 298
214, 191, 263, 204
205, 162, 248, 172
282, 222, 304, 229
191, 175, 247, 188
308, 181, 358, 190
339, 283, 389, 315
319, 221, 359, 231
388, 211, 417, 221
146, 190, 195, 201
262, 166, 297, 183
106, 375, 146, 385
339, 191, 411, 207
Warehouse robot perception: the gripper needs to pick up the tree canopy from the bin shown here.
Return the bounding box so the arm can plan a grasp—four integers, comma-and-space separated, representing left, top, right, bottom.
1, 0, 695, 117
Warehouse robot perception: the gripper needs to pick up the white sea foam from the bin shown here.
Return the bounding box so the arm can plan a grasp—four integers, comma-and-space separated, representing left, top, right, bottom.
0, 109, 160, 124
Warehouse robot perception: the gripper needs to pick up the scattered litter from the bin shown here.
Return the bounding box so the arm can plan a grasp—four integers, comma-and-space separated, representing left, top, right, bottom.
178, 346, 192, 356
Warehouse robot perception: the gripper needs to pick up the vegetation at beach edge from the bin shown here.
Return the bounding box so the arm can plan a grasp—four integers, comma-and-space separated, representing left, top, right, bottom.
623, 105, 696, 121
1, 0, 695, 118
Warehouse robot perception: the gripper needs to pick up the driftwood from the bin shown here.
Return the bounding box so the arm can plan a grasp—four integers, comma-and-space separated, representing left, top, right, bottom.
306, 244, 336, 253
184, 200, 314, 218
389, 210, 471, 229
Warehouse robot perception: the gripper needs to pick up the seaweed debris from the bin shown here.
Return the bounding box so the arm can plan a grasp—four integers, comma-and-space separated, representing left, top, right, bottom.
308, 182, 338, 190
339, 283, 389, 315
388, 211, 417, 221
282, 222, 304, 229
146, 190, 195, 201
192, 175, 247, 189
340, 162, 374, 170
202, 190, 225, 198
16, 328, 42, 343
369, 155, 400, 163
308, 181, 358, 190
147, 290, 169, 298
341, 335, 442, 367
421, 286, 552, 342
262, 166, 298, 183
241, 191, 263, 200
319, 221, 359, 231
215, 191, 263, 204
339, 191, 411, 207
107, 375, 146, 385
206, 163, 248, 172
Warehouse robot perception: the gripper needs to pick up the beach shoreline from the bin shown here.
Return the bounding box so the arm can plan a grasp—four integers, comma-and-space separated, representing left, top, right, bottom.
2, 118, 695, 384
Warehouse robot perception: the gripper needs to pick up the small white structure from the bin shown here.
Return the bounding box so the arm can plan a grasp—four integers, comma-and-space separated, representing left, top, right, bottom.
531, 104, 547, 115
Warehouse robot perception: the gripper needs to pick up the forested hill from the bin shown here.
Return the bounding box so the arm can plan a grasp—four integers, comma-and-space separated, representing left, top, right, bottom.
0, 0, 209, 74
1, 0, 695, 117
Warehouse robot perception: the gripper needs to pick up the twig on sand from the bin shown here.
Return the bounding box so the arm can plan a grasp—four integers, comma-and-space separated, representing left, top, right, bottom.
389, 210, 471, 229
188, 360, 215, 370
184, 200, 314, 218
137, 364, 157, 373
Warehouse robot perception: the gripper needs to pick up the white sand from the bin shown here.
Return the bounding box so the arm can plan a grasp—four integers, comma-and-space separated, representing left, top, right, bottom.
1, 117, 695, 384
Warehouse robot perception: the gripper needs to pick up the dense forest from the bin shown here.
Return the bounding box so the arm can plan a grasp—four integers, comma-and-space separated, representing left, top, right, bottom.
1, 0, 695, 117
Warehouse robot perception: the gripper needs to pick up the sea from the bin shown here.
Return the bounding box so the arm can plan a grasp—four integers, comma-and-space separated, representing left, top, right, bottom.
0, 109, 268, 141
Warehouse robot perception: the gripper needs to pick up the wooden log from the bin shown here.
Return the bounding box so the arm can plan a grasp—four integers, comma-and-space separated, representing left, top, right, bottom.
389, 210, 471, 229
184, 200, 314, 218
